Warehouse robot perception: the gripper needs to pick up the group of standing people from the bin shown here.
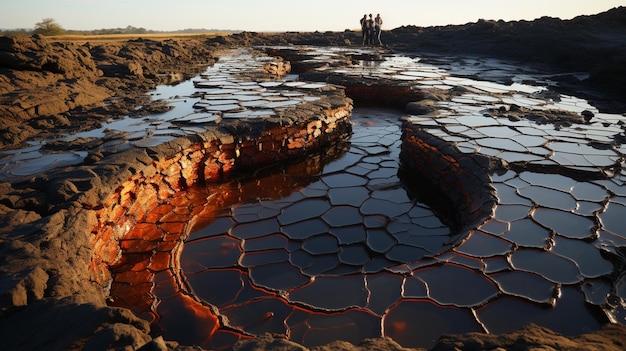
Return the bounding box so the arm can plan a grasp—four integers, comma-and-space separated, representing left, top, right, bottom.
360, 13, 383, 46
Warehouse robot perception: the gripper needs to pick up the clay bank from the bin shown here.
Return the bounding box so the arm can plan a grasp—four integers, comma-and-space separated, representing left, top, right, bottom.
2, 7, 626, 351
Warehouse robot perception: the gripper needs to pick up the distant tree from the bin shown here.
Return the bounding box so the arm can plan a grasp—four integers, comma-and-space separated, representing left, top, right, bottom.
34, 18, 65, 36
0, 28, 32, 36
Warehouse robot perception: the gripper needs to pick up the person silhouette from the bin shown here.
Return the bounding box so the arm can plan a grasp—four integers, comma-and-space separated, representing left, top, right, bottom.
375, 13, 383, 45
366, 14, 374, 45
360, 14, 368, 44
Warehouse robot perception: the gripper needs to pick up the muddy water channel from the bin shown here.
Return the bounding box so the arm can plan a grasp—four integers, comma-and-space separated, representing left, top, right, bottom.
90, 47, 626, 349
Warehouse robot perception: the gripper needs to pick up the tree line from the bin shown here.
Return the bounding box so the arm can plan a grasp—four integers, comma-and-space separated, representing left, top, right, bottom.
1, 18, 238, 36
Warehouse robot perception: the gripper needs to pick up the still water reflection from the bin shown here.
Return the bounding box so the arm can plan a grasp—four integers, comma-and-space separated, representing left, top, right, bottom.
149, 107, 620, 350
108, 47, 626, 349
151, 107, 471, 348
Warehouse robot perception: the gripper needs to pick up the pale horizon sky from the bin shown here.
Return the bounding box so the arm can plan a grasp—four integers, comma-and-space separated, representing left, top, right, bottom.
1, 0, 624, 32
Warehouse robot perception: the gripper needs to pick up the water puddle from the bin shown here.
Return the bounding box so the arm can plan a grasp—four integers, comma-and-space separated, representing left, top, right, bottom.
79, 47, 626, 349
148, 107, 468, 347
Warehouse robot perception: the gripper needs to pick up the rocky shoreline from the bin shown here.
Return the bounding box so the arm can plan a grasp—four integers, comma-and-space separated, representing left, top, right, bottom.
1, 7, 626, 351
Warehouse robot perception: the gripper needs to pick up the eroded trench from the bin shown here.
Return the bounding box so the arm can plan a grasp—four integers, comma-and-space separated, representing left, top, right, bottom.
89, 48, 625, 349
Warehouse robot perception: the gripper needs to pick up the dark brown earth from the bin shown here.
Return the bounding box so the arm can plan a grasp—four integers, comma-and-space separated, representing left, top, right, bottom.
1, 6, 626, 351
0, 34, 218, 149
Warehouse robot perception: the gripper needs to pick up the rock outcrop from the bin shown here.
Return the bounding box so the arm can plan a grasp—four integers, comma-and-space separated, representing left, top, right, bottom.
0, 35, 217, 148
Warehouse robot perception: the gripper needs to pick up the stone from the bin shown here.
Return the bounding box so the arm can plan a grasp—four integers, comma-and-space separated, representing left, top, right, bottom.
136, 336, 169, 351
0, 297, 149, 350
127, 61, 144, 76
405, 100, 439, 115
430, 323, 626, 351
582, 109, 594, 122
82, 323, 152, 351
0, 266, 48, 309
234, 333, 309, 351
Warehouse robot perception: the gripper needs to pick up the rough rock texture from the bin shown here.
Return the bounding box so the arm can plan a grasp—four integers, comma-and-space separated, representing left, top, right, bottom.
0, 35, 217, 148
399, 123, 502, 231
235, 334, 423, 351
430, 323, 626, 351
1, 6, 626, 351
233, 323, 626, 351
1, 297, 151, 350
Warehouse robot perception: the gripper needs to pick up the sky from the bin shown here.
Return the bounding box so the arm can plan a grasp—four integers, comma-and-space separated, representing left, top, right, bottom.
2, 0, 624, 32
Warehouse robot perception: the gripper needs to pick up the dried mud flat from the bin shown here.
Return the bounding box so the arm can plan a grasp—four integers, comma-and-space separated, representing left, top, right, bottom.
1, 7, 626, 351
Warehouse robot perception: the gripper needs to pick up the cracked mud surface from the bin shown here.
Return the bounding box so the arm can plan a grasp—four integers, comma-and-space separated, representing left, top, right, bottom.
2, 7, 626, 351
100, 47, 626, 350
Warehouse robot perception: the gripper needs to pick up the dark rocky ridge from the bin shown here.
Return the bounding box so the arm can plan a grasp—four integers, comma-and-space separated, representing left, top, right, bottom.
385, 7, 626, 112
219, 6, 626, 112
1, 6, 626, 351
